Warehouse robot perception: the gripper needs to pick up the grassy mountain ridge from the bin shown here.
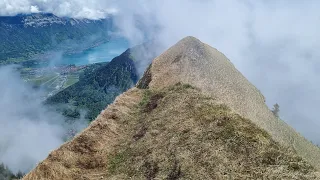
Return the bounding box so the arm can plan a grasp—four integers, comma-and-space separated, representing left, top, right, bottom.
142, 36, 320, 170
23, 84, 320, 179
23, 37, 320, 179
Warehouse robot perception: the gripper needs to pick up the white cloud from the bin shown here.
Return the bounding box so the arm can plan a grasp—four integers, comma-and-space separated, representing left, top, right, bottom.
30, 5, 40, 13
0, 0, 117, 19
0, 66, 87, 173
0, 0, 32, 16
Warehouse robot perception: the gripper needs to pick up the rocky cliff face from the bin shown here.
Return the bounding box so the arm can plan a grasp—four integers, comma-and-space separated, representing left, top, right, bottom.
23, 37, 320, 179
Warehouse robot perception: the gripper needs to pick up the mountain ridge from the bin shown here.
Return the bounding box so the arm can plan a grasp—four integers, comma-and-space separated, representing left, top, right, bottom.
0, 13, 102, 27
138, 36, 320, 169
23, 36, 320, 179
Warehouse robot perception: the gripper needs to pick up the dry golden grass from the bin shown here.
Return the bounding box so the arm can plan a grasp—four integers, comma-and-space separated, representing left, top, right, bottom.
102, 83, 319, 179
23, 88, 143, 180
142, 36, 320, 170
24, 84, 318, 180
24, 83, 320, 179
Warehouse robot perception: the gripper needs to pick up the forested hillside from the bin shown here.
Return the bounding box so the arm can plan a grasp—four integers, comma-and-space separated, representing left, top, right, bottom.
46, 49, 138, 120
0, 13, 112, 64
46, 41, 158, 121
0, 163, 23, 180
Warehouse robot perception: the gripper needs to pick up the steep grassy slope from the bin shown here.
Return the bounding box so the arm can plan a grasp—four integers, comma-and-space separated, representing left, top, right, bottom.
24, 84, 319, 179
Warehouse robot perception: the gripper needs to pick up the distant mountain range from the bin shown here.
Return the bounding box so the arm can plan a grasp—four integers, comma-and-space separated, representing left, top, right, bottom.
0, 13, 112, 64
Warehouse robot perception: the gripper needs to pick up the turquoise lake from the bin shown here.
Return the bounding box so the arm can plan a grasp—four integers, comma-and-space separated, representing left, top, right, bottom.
58, 37, 129, 66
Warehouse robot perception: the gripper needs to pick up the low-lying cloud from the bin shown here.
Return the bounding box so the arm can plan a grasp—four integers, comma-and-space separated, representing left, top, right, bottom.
0, 66, 87, 173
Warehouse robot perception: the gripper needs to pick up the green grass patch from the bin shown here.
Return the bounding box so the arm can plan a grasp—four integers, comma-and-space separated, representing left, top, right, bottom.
108, 149, 132, 174
29, 74, 58, 86
168, 82, 195, 92
139, 89, 152, 107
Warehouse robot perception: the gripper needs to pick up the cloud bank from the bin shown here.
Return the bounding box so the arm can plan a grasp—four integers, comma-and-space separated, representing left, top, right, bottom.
0, 66, 87, 173
0, 0, 117, 19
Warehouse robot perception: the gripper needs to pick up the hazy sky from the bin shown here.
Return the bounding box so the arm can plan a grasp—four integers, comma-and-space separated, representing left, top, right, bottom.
1, 0, 320, 167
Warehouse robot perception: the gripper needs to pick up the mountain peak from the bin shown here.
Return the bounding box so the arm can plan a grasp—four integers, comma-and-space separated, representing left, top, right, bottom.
138, 36, 320, 169
176, 35, 203, 46
138, 36, 256, 99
